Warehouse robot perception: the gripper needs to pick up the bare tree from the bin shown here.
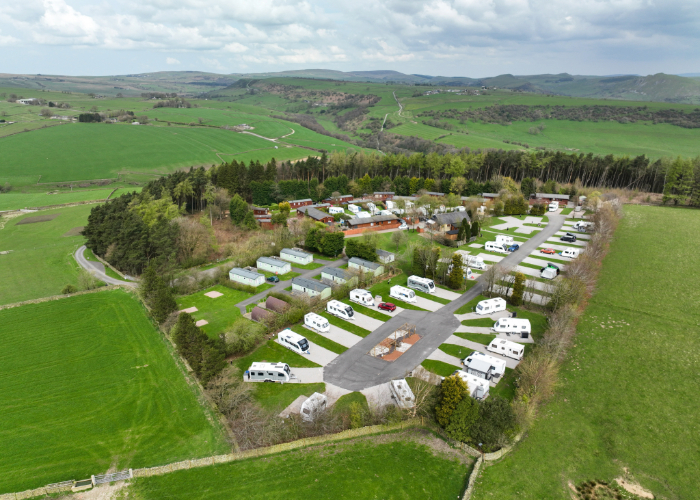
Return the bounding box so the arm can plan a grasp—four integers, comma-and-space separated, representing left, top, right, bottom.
482, 263, 507, 296
391, 229, 406, 252
175, 217, 210, 264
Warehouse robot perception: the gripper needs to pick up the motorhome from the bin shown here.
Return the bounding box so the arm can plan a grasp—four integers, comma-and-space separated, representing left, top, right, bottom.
389, 285, 416, 303
463, 351, 506, 381
561, 247, 580, 258
328, 206, 344, 215
475, 297, 507, 315
407, 275, 436, 294
467, 255, 486, 270
389, 379, 415, 409
304, 312, 330, 333
573, 221, 593, 232
326, 300, 354, 320
492, 318, 531, 338
485, 241, 508, 254
350, 289, 375, 307
246, 362, 291, 383
495, 235, 514, 246
487, 339, 525, 361
451, 370, 489, 400
548, 202, 559, 212
347, 204, 360, 213
541, 267, 558, 280
278, 329, 310, 355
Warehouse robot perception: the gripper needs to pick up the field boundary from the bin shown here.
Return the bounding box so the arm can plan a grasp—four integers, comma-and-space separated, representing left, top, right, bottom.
0, 285, 123, 311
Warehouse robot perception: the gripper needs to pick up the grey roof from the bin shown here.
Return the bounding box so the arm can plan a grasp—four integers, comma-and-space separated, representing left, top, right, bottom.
481, 192, 499, 197
349, 257, 381, 270
265, 296, 290, 313
281, 248, 312, 259
535, 193, 570, 200
321, 267, 350, 280
257, 256, 289, 268
426, 191, 445, 196
434, 211, 471, 226
290, 198, 312, 203
345, 214, 398, 226
253, 206, 268, 211
298, 206, 332, 220
468, 357, 494, 374
374, 191, 395, 195
230, 267, 263, 280
292, 277, 330, 292
376, 249, 394, 258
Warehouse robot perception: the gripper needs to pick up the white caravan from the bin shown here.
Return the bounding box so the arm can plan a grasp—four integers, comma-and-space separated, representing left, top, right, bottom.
467, 255, 486, 270
455, 206, 466, 212
463, 351, 506, 381
326, 300, 355, 320
391, 208, 405, 215
350, 289, 375, 307
246, 362, 291, 383
301, 393, 327, 422
328, 206, 344, 215
541, 267, 558, 280
379, 210, 393, 216
475, 297, 507, 315
495, 235, 514, 246
548, 202, 559, 212
389, 285, 416, 303
573, 221, 593, 232
356, 211, 371, 218
347, 204, 360, 213
561, 247, 580, 259
492, 317, 531, 338
278, 329, 310, 355
485, 241, 508, 254
451, 370, 489, 400
386, 200, 395, 209
487, 339, 525, 361
407, 275, 436, 294
389, 379, 415, 409
304, 312, 330, 333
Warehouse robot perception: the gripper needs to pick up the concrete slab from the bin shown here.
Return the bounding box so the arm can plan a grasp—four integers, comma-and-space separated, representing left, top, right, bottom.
275, 338, 338, 366
547, 237, 587, 247
556, 230, 591, 239
195, 320, 209, 327
447, 337, 521, 369
433, 288, 462, 301
279, 395, 306, 418
427, 349, 462, 368
413, 296, 444, 312
455, 325, 493, 334
204, 291, 224, 298
351, 311, 386, 331
479, 253, 504, 262
455, 310, 511, 322
523, 256, 568, 270
513, 265, 540, 277
302, 324, 362, 348
360, 382, 394, 408
324, 382, 352, 406
529, 250, 572, 262
514, 226, 542, 235
536, 242, 581, 252
469, 243, 483, 248
179, 306, 198, 314
289, 367, 325, 384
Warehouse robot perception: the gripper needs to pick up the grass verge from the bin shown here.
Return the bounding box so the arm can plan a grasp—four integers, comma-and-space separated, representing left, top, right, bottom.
291, 325, 348, 355
318, 312, 372, 338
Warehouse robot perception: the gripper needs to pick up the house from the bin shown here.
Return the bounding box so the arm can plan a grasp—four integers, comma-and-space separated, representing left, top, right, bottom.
296, 206, 334, 224
433, 211, 471, 233
280, 248, 313, 266
325, 194, 353, 206
344, 214, 400, 233
289, 198, 313, 209
229, 267, 265, 287
256, 256, 291, 275
265, 296, 290, 313
291, 277, 331, 299
348, 257, 384, 276
253, 206, 269, 217
481, 193, 499, 202
373, 191, 395, 201
251, 306, 274, 323
320, 267, 357, 286
533, 193, 570, 206
376, 249, 395, 264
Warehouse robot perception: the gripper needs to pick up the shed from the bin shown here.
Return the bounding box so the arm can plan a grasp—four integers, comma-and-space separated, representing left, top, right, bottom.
265, 296, 290, 313
251, 306, 274, 323
376, 249, 395, 264
257, 256, 291, 275
348, 257, 384, 276
229, 267, 265, 287
291, 277, 331, 299
280, 248, 313, 265
321, 266, 357, 286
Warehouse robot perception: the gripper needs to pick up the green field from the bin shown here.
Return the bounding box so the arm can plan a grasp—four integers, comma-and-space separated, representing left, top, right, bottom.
0, 290, 227, 493
473, 205, 700, 499
251, 382, 326, 412
421, 359, 460, 377
234, 340, 321, 373
123, 432, 470, 499
175, 285, 253, 339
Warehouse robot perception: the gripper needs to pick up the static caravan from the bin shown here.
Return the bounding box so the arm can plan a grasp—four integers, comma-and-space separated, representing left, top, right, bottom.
304, 312, 330, 333
495, 235, 514, 246
246, 362, 291, 383
487, 339, 525, 361
492, 318, 531, 338
301, 393, 327, 422
348, 257, 384, 276
278, 329, 310, 355
485, 241, 508, 254
451, 370, 489, 400
280, 248, 313, 266
328, 206, 344, 215
463, 352, 506, 381
327, 300, 354, 320
347, 204, 360, 213
350, 289, 375, 307
467, 255, 486, 270
257, 256, 291, 275
291, 277, 331, 299
407, 275, 436, 294
229, 267, 265, 287
475, 297, 507, 315
390, 285, 416, 303
541, 267, 557, 280
389, 379, 415, 409
561, 247, 580, 258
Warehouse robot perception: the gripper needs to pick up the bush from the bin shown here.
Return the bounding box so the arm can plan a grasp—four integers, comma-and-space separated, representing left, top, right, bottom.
225, 319, 267, 355
511, 272, 526, 306
222, 279, 256, 295
61, 284, 78, 294
266, 291, 293, 304
435, 375, 467, 427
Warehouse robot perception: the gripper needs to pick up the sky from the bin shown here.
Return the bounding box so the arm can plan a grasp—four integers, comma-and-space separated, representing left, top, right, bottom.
0, 0, 698, 77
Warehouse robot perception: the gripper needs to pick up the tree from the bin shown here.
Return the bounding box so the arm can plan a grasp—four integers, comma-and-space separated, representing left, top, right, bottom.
511, 272, 526, 306
471, 221, 480, 238
470, 396, 516, 451
151, 282, 177, 323
435, 375, 468, 427
319, 231, 345, 257
663, 156, 694, 205
391, 230, 406, 252
448, 253, 463, 290
271, 212, 287, 227
278, 201, 291, 215
412, 247, 423, 276
451, 176, 467, 195
520, 177, 536, 198
345, 238, 377, 261
243, 210, 258, 230
446, 395, 479, 442
229, 194, 248, 226
542, 179, 557, 194
40, 108, 52, 118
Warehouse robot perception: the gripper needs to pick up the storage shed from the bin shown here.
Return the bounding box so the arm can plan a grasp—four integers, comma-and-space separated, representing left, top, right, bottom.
257, 256, 291, 275
229, 267, 265, 287
265, 296, 290, 313
251, 306, 275, 323
280, 248, 313, 266
348, 257, 384, 276
291, 277, 331, 299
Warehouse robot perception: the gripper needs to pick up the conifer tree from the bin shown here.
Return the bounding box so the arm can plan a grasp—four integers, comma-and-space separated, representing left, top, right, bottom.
446, 395, 479, 442
511, 272, 526, 306
435, 375, 468, 428
448, 253, 463, 290
243, 210, 258, 230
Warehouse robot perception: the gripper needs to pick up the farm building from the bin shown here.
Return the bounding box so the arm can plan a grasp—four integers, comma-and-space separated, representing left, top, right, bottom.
533, 193, 570, 206
348, 257, 384, 276
265, 296, 290, 313
296, 206, 334, 223
344, 214, 400, 233
229, 267, 265, 287
376, 249, 395, 264
17, 98, 37, 105
251, 306, 275, 323
433, 211, 471, 232
280, 248, 313, 265
291, 277, 331, 299
289, 198, 313, 209
321, 267, 357, 286
373, 191, 395, 201
257, 256, 291, 275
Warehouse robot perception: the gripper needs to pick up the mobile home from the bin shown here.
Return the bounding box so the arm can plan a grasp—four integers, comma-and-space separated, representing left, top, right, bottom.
487, 339, 525, 361
389, 285, 416, 303
475, 297, 507, 315
347, 204, 360, 213
485, 241, 508, 254
321, 267, 356, 287
350, 289, 375, 307
389, 379, 415, 409
280, 248, 313, 266
246, 362, 291, 383
492, 317, 531, 338
229, 267, 265, 287
256, 256, 291, 275
328, 206, 344, 215
348, 257, 384, 276
291, 277, 331, 299
327, 300, 354, 320
278, 329, 310, 355
451, 370, 489, 400
561, 247, 580, 258
463, 351, 506, 381
407, 275, 436, 294
304, 312, 330, 333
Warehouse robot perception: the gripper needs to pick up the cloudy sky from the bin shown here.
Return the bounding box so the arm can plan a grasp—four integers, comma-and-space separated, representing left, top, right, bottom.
0, 0, 698, 77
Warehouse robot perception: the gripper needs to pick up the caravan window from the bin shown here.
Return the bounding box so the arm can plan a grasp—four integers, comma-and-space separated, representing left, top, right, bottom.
257, 372, 264, 376
408, 291, 415, 298
345, 307, 354, 317
284, 365, 290, 375
278, 373, 285, 377
298, 339, 309, 351
428, 281, 435, 290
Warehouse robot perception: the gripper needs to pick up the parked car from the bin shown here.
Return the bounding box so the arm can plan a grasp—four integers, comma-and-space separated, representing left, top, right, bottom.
266, 276, 280, 283
399, 223, 408, 230
540, 263, 560, 275
378, 302, 397, 312
540, 248, 556, 255
507, 244, 520, 252
560, 232, 577, 242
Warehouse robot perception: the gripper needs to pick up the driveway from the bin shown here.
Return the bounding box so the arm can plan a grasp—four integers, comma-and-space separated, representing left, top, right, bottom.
536, 242, 584, 252
275, 338, 338, 366
523, 256, 568, 270
350, 311, 386, 331
289, 367, 325, 383
74, 245, 135, 287
529, 250, 574, 262
413, 296, 444, 312
427, 349, 462, 368
302, 324, 361, 348
547, 237, 588, 247
433, 288, 462, 301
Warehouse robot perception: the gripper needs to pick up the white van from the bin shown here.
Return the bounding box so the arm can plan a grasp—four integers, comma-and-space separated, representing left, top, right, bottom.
278, 329, 310, 355
495, 235, 514, 246
541, 267, 558, 280
327, 300, 354, 320
451, 370, 489, 400
548, 202, 559, 212
407, 275, 436, 294
487, 339, 525, 360
304, 312, 329, 333
485, 241, 508, 254
492, 318, 531, 338
246, 362, 291, 383
467, 255, 486, 270
328, 206, 344, 215
561, 247, 580, 259
475, 297, 507, 315
455, 206, 466, 212
390, 285, 416, 303
347, 204, 359, 213
350, 289, 375, 307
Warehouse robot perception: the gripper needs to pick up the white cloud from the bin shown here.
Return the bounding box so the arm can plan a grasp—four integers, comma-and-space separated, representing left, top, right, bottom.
166, 57, 180, 64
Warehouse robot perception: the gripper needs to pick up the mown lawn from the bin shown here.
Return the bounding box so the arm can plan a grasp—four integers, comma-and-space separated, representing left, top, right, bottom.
318, 311, 372, 338
421, 359, 460, 377
176, 285, 253, 339
289, 261, 324, 270
234, 340, 321, 373
340, 299, 391, 321
0, 290, 228, 494
251, 382, 326, 412
473, 205, 700, 499
438, 344, 474, 360
454, 332, 496, 345
291, 325, 348, 354
460, 318, 495, 328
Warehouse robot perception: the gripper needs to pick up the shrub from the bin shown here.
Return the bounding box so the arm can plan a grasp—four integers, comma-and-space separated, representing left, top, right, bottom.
61, 284, 78, 294
446, 395, 479, 442
225, 319, 267, 355
435, 375, 467, 427
511, 272, 526, 306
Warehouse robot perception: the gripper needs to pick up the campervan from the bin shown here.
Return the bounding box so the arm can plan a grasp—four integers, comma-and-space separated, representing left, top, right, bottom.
246, 362, 291, 383
492, 318, 531, 338
487, 339, 525, 360
350, 289, 375, 307
451, 370, 489, 400
304, 312, 330, 333
347, 204, 360, 213
326, 300, 354, 320
389, 379, 415, 409
389, 285, 416, 303
485, 241, 508, 254
495, 235, 514, 246
548, 202, 559, 212
561, 247, 580, 259
407, 275, 436, 294
278, 329, 310, 355
328, 206, 344, 215
541, 267, 558, 280
467, 255, 486, 270
475, 297, 507, 315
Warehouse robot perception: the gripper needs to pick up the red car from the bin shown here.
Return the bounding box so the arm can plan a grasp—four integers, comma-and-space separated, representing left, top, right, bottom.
378, 302, 397, 312
540, 248, 556, 255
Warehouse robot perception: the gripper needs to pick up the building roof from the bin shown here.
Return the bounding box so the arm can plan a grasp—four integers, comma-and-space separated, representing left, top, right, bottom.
434, 211, 471, 226
308, 203, 330, 209
251, 306, 274, 322
253, 206, 268, 211
345, 214, 398, 227
426, 191, 445, 196
281, 248, 312, 259
481, 192, 499, 197
446, 230, 460, 235
290, 198, 312, 203
376, 249, 394, 258
467, 357, 494, 374
374, 191, 395, 195
321, 267, 350, 280
257, 256, 289, 268
297, 206, 332, 220
229, 267, 264, 280
535, 193, 570, 200
292, 277, 330, 292
348, 257, 382, 270
265, 296, 290, 313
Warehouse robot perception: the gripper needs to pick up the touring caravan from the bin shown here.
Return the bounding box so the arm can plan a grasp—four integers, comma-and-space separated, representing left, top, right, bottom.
487, 339, 525, 361
485, 241, 508, 254
304, 312, 330, 333
385, 200, 395, 210
541, 267, 558, 280
467, 255, 486, 270
561, 247, 580, 259
328, 206, 344, 215
407, 275, 436, 294
326, 300, 354, 320
495, 235, 514, 246
389, 379, 415, 409
347, 204, 360, 213
451, 370, 489, 400
573, 221, 592, 232
492, 317, 531, 338
389, 285, 416, 303
278, 329, 310, 355
350, 289, 375, 307
548, 202, 559, 212
475, 297, 507, 315
246, 362, 291, 383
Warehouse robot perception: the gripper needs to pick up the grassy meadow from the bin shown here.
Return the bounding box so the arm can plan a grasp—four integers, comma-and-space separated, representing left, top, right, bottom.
473, 205, 700, 499
175, 285, 254, 339
0, 290, 228, 494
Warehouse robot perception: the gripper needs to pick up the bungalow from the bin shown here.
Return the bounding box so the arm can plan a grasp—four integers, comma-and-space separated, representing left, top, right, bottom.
433, 211, 471, 233
321, 267, 357, 286
481, 193, 499, 202
376, 249, 395, 264
253, 206, 269, 216
291, 277, 331, 299
296, 206, 334, 224
289, 198, 313, 209
280, 248, 313, 266
229, 267, 265, 287
344, 214, 400, 232
373, 191, 395, 201
348, 257, 384, 276
256, 256, 291, 275
533, 193, 570, 206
